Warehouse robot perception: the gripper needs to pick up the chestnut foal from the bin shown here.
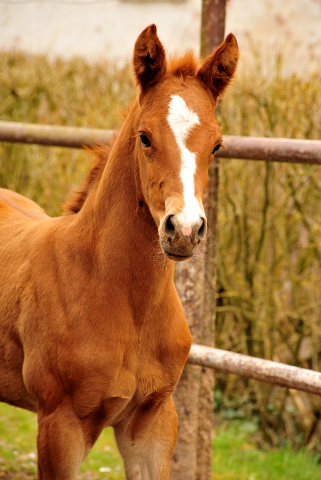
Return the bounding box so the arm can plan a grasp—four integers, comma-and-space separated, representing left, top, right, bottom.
0, 25, 238, 479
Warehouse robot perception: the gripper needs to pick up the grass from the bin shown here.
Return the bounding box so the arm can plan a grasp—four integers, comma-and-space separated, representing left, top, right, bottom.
1, 403, 321, 480
212, 424, 321, 480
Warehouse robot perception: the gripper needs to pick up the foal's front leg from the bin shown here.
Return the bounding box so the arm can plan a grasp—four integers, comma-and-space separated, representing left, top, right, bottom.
36, 397, 96, 480
114, 396, 178, 480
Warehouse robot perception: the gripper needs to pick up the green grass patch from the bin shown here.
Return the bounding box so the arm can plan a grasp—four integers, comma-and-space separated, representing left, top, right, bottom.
79, 429, 124, 479
0, 404, 37, 478
212, 424, 321, 480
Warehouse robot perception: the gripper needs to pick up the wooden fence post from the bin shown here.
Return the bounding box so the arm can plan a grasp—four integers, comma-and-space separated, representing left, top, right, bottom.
170, 1, 226, 479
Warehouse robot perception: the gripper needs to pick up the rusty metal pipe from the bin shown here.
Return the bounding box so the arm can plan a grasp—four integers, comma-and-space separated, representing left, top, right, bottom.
200, 0, 226, 58
0, 120, 114, 149
219, 135, 321, 165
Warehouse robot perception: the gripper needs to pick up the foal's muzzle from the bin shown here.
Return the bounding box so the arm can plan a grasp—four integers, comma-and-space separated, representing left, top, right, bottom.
159, 212, 207, 261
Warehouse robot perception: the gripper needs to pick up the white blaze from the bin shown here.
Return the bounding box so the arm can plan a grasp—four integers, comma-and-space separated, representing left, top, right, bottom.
167, 94, 203, 235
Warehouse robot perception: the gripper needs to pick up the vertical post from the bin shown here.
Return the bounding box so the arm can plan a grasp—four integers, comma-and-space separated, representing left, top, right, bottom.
170, 1, 226, 480
200, 0, 226, 58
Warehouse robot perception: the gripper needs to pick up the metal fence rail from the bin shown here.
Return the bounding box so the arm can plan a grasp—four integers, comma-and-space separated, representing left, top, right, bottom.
0, 120, 114, 149
1, 120, 321, 164
218, 135, 321, 165
189, 344, 321, 396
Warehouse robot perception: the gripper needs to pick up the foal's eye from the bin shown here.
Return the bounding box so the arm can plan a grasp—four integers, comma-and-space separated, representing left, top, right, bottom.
139, 134, 151, 148
212, 143, 222, 155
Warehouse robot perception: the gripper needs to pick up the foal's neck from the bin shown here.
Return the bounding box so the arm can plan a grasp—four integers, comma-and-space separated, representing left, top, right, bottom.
75, 101, 174, 287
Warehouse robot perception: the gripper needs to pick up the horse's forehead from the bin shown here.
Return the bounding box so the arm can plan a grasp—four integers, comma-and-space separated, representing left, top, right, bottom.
167, 94, 200, 143
139, 81, 219, 146
172, 87, 214, 118
164, 88, 218, 144
143, 79, 215, 122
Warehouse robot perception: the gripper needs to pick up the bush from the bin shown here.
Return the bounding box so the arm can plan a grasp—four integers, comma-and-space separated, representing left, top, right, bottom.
0, 51, 135, 215
216, 61, 321, 450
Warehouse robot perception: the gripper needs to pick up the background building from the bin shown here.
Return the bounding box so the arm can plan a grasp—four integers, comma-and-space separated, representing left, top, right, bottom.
1, 0, 321, 75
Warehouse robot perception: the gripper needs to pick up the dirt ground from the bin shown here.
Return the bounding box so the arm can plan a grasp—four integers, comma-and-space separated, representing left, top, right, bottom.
0, 468, 101, 480
0, 470, 34, 480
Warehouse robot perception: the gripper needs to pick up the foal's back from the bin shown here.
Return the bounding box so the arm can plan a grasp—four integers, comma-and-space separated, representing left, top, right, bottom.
0, 188, 48, 221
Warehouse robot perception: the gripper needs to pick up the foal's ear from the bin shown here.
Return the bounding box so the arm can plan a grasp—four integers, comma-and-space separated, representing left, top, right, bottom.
197, 33, 239, 100
133, 24, 167, 92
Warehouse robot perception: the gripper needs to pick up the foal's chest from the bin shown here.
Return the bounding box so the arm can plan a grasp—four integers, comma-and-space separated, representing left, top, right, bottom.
74, 317, 190, 424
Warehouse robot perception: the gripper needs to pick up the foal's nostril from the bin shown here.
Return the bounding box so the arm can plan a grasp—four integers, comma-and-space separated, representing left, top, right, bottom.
196, 218, 206, 241
163, 215, 176, 237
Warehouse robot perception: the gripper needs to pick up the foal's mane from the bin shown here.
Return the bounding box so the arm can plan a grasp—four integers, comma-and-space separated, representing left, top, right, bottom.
63, 143, 112, 215
63, 52, 199, 215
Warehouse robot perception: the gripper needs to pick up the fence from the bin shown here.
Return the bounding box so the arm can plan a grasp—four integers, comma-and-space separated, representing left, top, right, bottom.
1, 119, 321, 396
1, 120, 321, 164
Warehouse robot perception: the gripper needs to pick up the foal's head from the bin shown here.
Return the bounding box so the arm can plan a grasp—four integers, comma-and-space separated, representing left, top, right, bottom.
133, 25, 238, 261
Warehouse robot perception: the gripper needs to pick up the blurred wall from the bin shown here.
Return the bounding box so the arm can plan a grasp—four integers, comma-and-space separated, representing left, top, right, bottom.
0, 0, 320, 75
